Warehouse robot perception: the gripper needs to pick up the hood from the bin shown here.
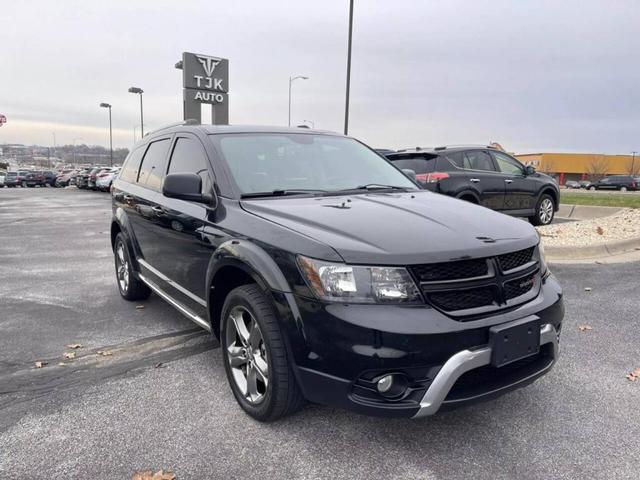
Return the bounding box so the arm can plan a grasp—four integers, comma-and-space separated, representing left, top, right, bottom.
241, 191, 539, 265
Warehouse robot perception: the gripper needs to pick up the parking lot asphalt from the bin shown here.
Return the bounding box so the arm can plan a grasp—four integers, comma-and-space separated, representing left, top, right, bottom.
1, 188, 640, 479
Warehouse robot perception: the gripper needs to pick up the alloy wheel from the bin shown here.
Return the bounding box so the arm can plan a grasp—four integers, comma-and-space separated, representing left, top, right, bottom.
225, 306, 269, 405
115, 242, 130, 293
539, 198, 554, 225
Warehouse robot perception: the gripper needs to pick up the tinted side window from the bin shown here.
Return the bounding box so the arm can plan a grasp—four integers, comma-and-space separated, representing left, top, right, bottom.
119, 146, 146, 183
463, 151, 495, 171
389, 156, 436, 174
138, 139, 170, 191
168, 137, 211, 194
444, 152, 464, 168
493, 151, 524, 175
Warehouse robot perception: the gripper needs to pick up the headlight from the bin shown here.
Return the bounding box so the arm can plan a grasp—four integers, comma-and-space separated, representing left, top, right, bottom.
297, 256, 422, 304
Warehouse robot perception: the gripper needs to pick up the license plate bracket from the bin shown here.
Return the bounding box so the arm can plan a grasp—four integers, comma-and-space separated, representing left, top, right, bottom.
490, 317, 541, 368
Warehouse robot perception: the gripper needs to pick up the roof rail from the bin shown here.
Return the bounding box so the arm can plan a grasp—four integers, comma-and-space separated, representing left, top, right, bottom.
433, 144, 496, 151
143, 119, 200, 137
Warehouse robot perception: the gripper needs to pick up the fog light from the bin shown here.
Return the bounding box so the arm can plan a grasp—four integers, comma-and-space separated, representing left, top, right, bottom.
377, 375, 394, 394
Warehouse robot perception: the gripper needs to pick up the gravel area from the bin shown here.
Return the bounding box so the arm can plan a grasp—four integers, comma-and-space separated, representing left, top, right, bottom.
538, 208, 640, 247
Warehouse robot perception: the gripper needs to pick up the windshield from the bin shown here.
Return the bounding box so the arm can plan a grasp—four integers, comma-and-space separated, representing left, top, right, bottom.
211, 133, 417, 195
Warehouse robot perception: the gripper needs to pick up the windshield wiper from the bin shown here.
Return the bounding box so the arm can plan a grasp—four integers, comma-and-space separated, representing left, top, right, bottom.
241, 189, 329, 199
339, 184, 411, 192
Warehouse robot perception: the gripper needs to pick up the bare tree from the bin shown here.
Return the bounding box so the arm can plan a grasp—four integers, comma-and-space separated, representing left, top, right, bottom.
587, 155, 609, 180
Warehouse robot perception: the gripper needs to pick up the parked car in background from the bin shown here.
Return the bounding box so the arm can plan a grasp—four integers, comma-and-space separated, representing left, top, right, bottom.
4, 171, 21, 187
96, 167, 120, 191
54, 169, 76, 187
0, 172, 5, 188
75, 167, 94, 189
564, 180, 581, 189
87, 167, 106, 190
387, 146, 560, 225
24, 171, 46, 187
579, 180, 592, 189
590, 175, 638, 192
42, 170, 57, 187
111, 124, 563, 421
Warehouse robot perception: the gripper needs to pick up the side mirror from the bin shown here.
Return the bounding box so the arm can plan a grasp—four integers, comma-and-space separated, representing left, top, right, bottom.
525, 165, 536, 175
402, 168, 417, 182
163, 173, 210, 204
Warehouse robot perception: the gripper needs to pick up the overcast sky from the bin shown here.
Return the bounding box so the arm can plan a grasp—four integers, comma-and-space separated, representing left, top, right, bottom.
1, 0, 639, 153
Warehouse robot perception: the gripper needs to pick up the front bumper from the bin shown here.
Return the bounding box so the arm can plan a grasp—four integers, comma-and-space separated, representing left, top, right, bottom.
274, 273, 564, 418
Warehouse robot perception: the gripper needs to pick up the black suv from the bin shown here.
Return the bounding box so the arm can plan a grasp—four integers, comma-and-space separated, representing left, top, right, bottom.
111, 125, 563, 421
386, 147, 560, 225
590, 175, 638, 192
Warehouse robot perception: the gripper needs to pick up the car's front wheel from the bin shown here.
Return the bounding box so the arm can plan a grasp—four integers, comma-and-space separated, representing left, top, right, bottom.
113, 233, 151, 301
221, 284, 304, 422
529, 194, 555, 226
620, 186, 628, 192
589, 186, 596, 191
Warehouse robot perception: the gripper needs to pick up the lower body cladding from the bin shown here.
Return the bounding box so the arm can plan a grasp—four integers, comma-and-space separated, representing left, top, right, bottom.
273, 274, 564, 418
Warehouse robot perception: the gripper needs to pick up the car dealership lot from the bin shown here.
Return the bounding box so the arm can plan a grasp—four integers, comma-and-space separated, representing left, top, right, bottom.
1, 188, 640, 479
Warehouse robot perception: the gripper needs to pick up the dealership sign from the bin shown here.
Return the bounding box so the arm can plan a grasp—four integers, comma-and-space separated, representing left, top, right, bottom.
179, 52, 229, 124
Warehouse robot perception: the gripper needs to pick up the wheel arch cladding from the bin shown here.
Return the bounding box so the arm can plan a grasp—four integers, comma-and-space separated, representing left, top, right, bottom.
206, 240, 293, 339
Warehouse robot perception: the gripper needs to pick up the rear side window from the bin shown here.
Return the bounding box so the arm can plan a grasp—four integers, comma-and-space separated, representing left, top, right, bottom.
138, 139, 170, 191
389, 156, 437, 174
119, 146, 146, 183
463, 151, 495, 171
444, 152, 464, 168
168, 137, 212, 194
493, 151, 524, 175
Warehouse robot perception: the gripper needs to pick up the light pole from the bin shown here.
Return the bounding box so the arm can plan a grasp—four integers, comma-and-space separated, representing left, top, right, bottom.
344, 0, 354, 135
302, 119, 315, 129
72, 138, 83, 164
128, 87, 144, 137
288, 75, 309, 126
100, 103, 113, 166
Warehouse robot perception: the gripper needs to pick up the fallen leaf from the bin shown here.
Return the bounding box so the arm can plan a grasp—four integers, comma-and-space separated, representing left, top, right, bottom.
66, 343, 83, 349
136, 305, 145, 310
97, 350, 113, 357
626, 368, 640, 382
578, 324, 592, 331
132, 469, 174, 480
58, 362, 67, 367
35, 361, 47, 368
63, 352, 76, 359
596, 226, 604, 235
154, 362, 166, 369
584, 287, 592, 292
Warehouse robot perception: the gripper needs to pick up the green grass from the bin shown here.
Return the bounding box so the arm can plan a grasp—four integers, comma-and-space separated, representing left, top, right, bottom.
560, 192, 640, 208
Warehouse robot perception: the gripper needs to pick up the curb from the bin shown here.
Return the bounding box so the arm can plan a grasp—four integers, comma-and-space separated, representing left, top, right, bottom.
545, 236, 640, 260
557, 204, 622, 220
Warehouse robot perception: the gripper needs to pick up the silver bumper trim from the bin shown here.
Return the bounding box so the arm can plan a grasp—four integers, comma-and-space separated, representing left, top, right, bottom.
412, 323, 558, 418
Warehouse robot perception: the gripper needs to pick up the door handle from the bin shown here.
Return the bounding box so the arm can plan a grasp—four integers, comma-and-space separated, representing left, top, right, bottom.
123, 194, 133, 201
504, 179, 513, 184
151, 206, 165, 214
469, 178, 480, 183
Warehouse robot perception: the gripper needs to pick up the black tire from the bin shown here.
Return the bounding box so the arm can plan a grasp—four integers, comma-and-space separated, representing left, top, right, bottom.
589, 186, 596, 191
221, 284, 304, 422
113, 233, 151, 301
529, 193, 555, 226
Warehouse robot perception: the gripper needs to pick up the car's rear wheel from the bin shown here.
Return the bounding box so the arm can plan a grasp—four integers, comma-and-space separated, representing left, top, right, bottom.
529, 194, 555, 226
620, 186, 628, 192
113, 233, 151, 301
589, 186, 596, 191
221, 284, 304, 422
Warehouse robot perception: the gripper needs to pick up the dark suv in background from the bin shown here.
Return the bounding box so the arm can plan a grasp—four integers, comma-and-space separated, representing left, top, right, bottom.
111, 124, 563, 422
386, 146, 560, 225
590, 175, 638, 192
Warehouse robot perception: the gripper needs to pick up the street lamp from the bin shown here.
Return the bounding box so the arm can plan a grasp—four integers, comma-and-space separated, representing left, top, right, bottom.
128, 87, 144, 137
344, 0, 354, 135
99, 103, 113, 166
302, 119, 315, 129
72, 138, 83, 164
288, 75, 309, 127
